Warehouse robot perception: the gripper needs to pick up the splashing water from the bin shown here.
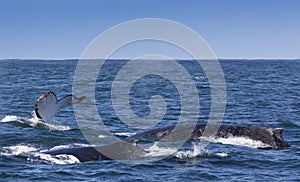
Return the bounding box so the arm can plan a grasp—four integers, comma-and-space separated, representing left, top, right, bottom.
0, 115, 71, 131
144, 142, 178, 158
201, 136, 272, 149
1, 144, 38, 156
175, 142, 207, 159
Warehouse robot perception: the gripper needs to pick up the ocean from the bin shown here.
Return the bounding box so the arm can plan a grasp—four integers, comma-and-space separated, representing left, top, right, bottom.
0, 59, 299, 181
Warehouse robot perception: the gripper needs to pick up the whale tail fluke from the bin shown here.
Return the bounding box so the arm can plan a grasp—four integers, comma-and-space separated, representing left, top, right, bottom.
34, 91, 85, 122
57, 94, 86, 110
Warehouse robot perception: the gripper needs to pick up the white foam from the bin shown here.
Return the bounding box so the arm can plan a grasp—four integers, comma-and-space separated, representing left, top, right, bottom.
28, 117, 71, 131
216, 152, 229, 157
35, 153, 80, 164
37, 122, 71, 131
201, 136, 272, 149
1, 144, 84, 164
1, 115, 71, 131
37, 144, 92, 164
46, 143, 91, 151
1, 144, 37, 156
175, 142, 206, 159
1, 115, 22, 122
113, 132, 136, 137
194, 75, 206, 80
98, 135, 108, 138
31, 111, 71, 131
144, 142, 177, 157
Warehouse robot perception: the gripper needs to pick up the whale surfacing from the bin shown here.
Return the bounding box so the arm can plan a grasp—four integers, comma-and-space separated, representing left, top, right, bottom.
131, 124, 291, 149
44, 124, 290, 162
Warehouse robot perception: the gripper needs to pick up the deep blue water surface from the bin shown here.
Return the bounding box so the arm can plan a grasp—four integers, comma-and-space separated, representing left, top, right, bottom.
0, 59, 299, 181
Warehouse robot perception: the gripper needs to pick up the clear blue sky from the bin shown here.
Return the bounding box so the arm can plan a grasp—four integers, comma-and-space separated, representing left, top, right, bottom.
0, 0, 299, 59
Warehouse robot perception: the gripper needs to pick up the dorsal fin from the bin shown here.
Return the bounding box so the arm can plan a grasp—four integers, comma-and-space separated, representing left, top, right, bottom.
272, 128, 284, 138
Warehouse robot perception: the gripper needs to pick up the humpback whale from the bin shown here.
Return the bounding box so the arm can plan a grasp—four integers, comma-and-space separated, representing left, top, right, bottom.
130, 124, 291, 149
34, 91, 85, 122
44, 124, 290, 162
36, 91, 290, 162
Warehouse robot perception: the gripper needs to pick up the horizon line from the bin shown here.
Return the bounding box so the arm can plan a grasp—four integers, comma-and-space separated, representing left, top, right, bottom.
1, 58, 300, 61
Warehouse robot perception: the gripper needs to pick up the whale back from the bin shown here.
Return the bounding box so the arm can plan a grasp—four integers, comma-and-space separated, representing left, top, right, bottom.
130, 124, 290, 149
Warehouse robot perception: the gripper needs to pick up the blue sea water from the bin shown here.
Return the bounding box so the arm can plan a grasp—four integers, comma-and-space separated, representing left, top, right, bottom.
0, 59, 299, 181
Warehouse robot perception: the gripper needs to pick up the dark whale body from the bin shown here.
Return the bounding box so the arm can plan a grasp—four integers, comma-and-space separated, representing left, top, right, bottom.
132, 124, 290, 149
44, 124, 290, 162
44, 140, 145, 162
45, 146, 111, 162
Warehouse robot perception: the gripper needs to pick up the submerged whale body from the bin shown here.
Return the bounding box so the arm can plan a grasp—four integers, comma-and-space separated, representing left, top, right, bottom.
35, 91, 291, 162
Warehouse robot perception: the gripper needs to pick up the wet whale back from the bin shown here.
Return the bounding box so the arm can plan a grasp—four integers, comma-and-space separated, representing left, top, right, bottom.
44, 140, 146, 162
130, 124, 290, 149
215, 125, 290, 149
